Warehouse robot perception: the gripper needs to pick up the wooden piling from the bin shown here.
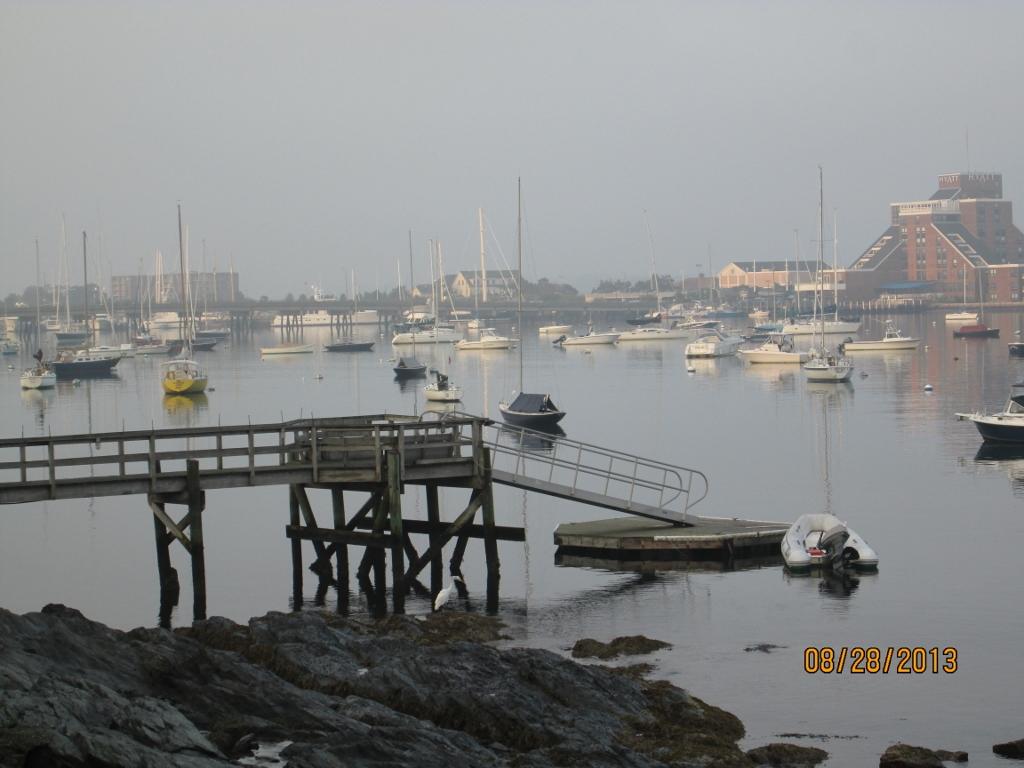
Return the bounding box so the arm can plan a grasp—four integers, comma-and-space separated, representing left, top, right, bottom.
426, 483, 442, 600
186, 459, 206, 621
386, 450, 405, 613
480, 448, 500, 612
331, 487, 348, 612
289, 484, 302, 609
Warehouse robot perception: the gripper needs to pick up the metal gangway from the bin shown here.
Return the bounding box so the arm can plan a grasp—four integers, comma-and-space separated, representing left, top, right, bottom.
434, 413, 709, 525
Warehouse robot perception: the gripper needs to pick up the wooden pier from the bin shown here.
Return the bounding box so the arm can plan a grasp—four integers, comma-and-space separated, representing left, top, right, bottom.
0, 413, 780, 623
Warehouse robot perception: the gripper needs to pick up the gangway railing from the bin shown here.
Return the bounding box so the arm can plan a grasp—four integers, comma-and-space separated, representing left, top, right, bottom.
426, 413, 709, 525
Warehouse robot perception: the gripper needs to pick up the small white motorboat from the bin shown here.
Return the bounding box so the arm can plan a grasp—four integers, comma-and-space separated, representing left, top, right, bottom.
260, 343, 314, 355
782, 318, 862, 336
945, 311, 978, 323
539, 324, 574, 335
957, 381, 1024, 443
556, 328, 619, 346
685, 328, 743, 358
781, 513, 878, 571
738, 334, 808, 364
455, 329, 517, 350
843, 321, 920, 352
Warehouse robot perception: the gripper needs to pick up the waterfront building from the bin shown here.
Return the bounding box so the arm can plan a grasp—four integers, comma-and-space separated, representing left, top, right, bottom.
846, 171, 1024, 302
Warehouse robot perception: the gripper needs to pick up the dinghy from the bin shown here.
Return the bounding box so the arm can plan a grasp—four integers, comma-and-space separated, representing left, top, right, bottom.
781, 513, 878, 571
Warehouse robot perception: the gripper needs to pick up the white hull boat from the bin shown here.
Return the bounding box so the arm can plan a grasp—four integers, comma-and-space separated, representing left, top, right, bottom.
88, 344, 135, 359
783, 319, 861, 335
617, 326, 692, 342
425, 380, 463, 402
945, 311, 978, 323
392, 326, 462, 345
20, 367, 56, 389
135, 343, 171, 355
781, 512, 878, 571
539, 324, 574, 334
558, 331, 619, 346
738, 335, 808, 364
844, 321, 919, 352
685, 329, 743, 358
260, 343, 314, 355
456, 330, 517, 350
803, 351, 854, 382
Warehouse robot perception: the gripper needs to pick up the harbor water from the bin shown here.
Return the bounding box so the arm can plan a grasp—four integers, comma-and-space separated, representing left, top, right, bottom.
2, 311, 1023, 764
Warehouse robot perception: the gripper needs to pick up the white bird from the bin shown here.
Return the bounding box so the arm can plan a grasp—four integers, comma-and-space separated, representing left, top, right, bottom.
433, 575, 464, 611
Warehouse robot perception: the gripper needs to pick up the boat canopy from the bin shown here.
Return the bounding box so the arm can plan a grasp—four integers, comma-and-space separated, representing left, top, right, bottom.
508, 392, 558, 413
396, 357, 422, 369
1010, 382, 1024, 408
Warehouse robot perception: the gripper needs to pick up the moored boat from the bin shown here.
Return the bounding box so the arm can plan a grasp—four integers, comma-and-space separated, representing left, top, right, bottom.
953, 323, 999, 338
260, 343, 314, 355
617, 324, 693, 342
538, 324, 574, 334
161, 358, 208, 394
455, 329, 517, 350
393, 356, 427, 378
685, 328, 743, 358
945, 311, 978, 323
737, 334, 808, 364
957, 381, 1024, 443
843, 320, 920, 352
498, 392, 566, 429
325, 340, 374, 352
781, 513, 878, 571
424, 371, 462, 402
392, 325, 462, 345
555, 328, 619, 346
51, 350, 120, 379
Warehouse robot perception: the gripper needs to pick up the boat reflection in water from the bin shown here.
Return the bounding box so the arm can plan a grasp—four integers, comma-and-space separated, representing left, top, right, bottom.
497, 423, 565, 454
163, 393, 210, 423
784, 566, 864, 600
556, 551, 783, 574
973, 444, 1024, 497
20, 387, 56, 430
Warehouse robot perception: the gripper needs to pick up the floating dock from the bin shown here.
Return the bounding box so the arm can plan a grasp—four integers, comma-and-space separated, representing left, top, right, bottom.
554, 516, 789, 563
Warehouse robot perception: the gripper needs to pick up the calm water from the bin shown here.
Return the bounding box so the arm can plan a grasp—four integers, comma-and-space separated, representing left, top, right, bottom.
3, 312, 1024, 765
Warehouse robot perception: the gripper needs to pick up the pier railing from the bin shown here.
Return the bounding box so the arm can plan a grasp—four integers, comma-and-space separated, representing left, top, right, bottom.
424, 413, 709, 524
0, 413, 709, 524
0, 415, 481, 504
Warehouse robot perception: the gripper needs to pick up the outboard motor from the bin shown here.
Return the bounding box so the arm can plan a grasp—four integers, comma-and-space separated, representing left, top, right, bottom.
552, 335, 567, 346
819, 524, 850, 568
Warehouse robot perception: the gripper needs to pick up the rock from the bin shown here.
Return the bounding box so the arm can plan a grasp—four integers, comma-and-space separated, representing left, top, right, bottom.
747, 742, 828, 766
571, 635, 672, 660
0, 605, 748, 768
744, 644, 786, 654
994, 738, 1024, 759
879, 743, 968, 767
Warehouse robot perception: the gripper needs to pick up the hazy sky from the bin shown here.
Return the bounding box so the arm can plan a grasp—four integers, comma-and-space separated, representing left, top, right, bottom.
3, 1, 1023, 298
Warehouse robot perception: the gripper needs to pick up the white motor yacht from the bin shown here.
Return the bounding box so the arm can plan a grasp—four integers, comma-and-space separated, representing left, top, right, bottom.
782, 318, 861, 335
539, 324, 574, 335
617, 324, 693, 342
556, 328, 620, 346
456, 329, 517, 350
684, 328, 743, 358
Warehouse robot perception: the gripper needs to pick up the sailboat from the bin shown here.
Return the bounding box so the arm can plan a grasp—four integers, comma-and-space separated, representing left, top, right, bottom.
161, 205, 208, 395
394, 232, 427, 381
945, 267, 979, 323
424, 241, 462, 402
803, 167, 853, 383
953, 265, 999, 338
499, 179, 566, 429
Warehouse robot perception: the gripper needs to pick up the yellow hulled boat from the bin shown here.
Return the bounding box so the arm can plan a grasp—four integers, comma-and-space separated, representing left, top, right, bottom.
161, 358, 208, 394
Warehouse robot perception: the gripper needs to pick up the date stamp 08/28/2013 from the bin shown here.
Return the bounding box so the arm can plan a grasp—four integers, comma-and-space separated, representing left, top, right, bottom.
803, 646, 958, 674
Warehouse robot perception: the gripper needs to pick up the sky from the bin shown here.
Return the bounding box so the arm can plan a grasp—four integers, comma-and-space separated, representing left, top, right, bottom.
3, 0, 1024, 298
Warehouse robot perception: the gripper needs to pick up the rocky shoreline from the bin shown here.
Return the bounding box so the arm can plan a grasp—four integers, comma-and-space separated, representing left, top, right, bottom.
0, 604, 1004, 767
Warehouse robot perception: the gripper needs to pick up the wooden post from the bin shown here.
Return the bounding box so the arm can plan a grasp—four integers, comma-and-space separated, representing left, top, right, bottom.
186, 459, 206, 621
331, 487, 348, 613
426, 483, 442, 600
289, 484, 302, 609
481, 448, 500, 613
150, 497, 179, 628
386, 450, 405, 613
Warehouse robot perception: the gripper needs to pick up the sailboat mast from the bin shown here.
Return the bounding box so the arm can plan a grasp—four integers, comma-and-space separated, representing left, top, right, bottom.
83, 231, 90, 340
34, 238, 41, 337
517, 177, 523, 393
832, 209, 839, 322
176, 203, 189, 349
817, 165, 825, 345
643, 209, 660, 314
478, 207, 487, 305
